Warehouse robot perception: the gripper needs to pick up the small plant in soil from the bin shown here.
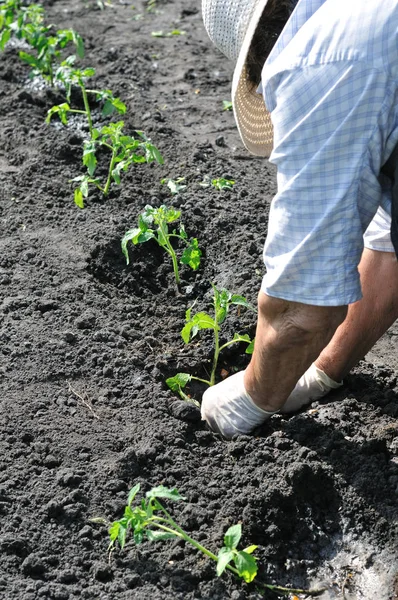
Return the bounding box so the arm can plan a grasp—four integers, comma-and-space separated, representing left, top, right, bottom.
93, 484, 326, 597
166, 285, 255, 402
47, 57, 126, 138
121, 204, 201, 286
98, 484, 258, 583
160, 176, 186, 196
222, 100, 233, 111
71, 123, 163, 207
212, 177, 235, 190
20, 22, 84, 87
0, 1, 43, 51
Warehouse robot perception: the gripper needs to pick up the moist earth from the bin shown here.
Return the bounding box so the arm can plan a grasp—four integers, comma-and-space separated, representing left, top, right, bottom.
0, 1, 397, 599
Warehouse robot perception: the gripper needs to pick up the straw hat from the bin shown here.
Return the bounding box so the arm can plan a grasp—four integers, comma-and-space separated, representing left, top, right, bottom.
202, 0, 273, 157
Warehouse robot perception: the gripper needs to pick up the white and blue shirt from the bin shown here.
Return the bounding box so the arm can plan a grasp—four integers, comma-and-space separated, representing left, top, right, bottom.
259, 0, 398, 305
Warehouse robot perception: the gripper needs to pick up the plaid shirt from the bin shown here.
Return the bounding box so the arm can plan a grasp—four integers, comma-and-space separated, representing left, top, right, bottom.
259, 0, 398, 305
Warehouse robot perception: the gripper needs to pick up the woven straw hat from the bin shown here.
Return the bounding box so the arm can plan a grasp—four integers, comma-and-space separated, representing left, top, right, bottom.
202, 0, 273, 157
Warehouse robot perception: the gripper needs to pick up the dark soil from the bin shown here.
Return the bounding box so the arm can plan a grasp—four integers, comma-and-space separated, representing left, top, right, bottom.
0, 1, 397, 599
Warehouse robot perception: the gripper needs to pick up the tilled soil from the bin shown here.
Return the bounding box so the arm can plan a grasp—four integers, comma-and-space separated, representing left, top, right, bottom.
0, 1, 397, 599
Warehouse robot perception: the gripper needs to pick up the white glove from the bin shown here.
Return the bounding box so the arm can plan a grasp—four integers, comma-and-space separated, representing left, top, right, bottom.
279, 363, 342, 414
201, 371, 277, 439
201, 364, 343, 438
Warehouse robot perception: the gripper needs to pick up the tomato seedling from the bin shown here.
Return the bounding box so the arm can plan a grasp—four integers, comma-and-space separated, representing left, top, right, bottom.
47, 57, 126, 137
166, 285, 255, 400
96, 483, 258, 583
160, 176, 186, 196
222, 100, 233, 111
92, 484, 325, 596
20, 23, 84, 87
121, 205, 201, 286
71, 123, 162, 206
212, 177, 235, 190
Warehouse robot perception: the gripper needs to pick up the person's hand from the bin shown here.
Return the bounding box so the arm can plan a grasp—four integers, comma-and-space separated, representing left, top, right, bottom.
279, 363, 342, 413
201, 364, 342, 438
200, 371, 277, 439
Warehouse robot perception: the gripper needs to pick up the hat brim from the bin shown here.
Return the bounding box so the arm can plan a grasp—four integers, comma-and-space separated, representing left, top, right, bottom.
232, 0, 273, 157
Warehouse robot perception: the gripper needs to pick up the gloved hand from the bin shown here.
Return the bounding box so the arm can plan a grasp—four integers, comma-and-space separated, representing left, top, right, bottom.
201, 364, 342, 438
279, 363, 342, 414
201, 371, 277, 439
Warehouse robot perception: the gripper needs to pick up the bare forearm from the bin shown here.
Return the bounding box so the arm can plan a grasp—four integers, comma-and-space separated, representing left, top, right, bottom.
244, 293, 347, 411
316, 249, 398, 381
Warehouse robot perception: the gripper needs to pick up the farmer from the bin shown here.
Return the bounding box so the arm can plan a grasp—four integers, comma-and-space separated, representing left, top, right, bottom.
200, 0, 398, 438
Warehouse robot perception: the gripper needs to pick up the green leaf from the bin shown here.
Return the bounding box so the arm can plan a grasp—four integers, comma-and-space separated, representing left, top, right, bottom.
216, 547, 235, 576
74, 188, 84, 209
230, 294, 256, 312
212, 178, 235, 191
224, 523, 242, 549
243, 545, 258, 555
145, 142, 163, 164
181, 312, 216, 344
108, 521, 128, 549
147, 530, 178, 542
127, 483, 140, 508
0, 28, 11, 51
46, 103, 71, 125
75, 33, 85, 58
245, 339, 255, 354
222, 100, 233, 111
133, 529, 144, 544
146, 486, 186, 501
234, 550, 258, 583
166, 372, 192, 392
83, 142, 97, 176
121, 228, 155, 264
180, 238, 201, 270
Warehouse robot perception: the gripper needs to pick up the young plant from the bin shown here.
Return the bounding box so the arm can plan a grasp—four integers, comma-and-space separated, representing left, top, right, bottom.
93, 484, 325, 597
166, 286, 255, 399
160, 176, 186, 196
0, 0, 23, 50
0, 1, 45, 51
71, 123, 163, 207
212, 177, 235, 190
222, 100, 233, 111
100, 484, 258, 583
121, 205, 201, 286
47, 57, 126, 137
19, 24, 84, 87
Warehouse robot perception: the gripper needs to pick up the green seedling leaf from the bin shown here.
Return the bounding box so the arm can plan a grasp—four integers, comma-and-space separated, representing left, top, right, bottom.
180, 238, 201, 270
230, 294, 256, 312
121, 228, 155, 264
108, 520, 128, 550
243, 545, 258, 555
74, 188, 84, 209
161, 177, 186, 196
166, 373, 199, 406
46, 103, 71, 125
212, 178, 235, 190
222, 100, 233, 111
83, 141, 97, 176
102, 96, 126, 116
234, 550, 258, 583
245, 339, 255, 354
181, 312, 216, 344
127, 484, 140, 507
216, 547, 235, 576
224, 523, 242, 549
151, 30, 186, 37
146, 486, 186, 501
166, 372, 192, 392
